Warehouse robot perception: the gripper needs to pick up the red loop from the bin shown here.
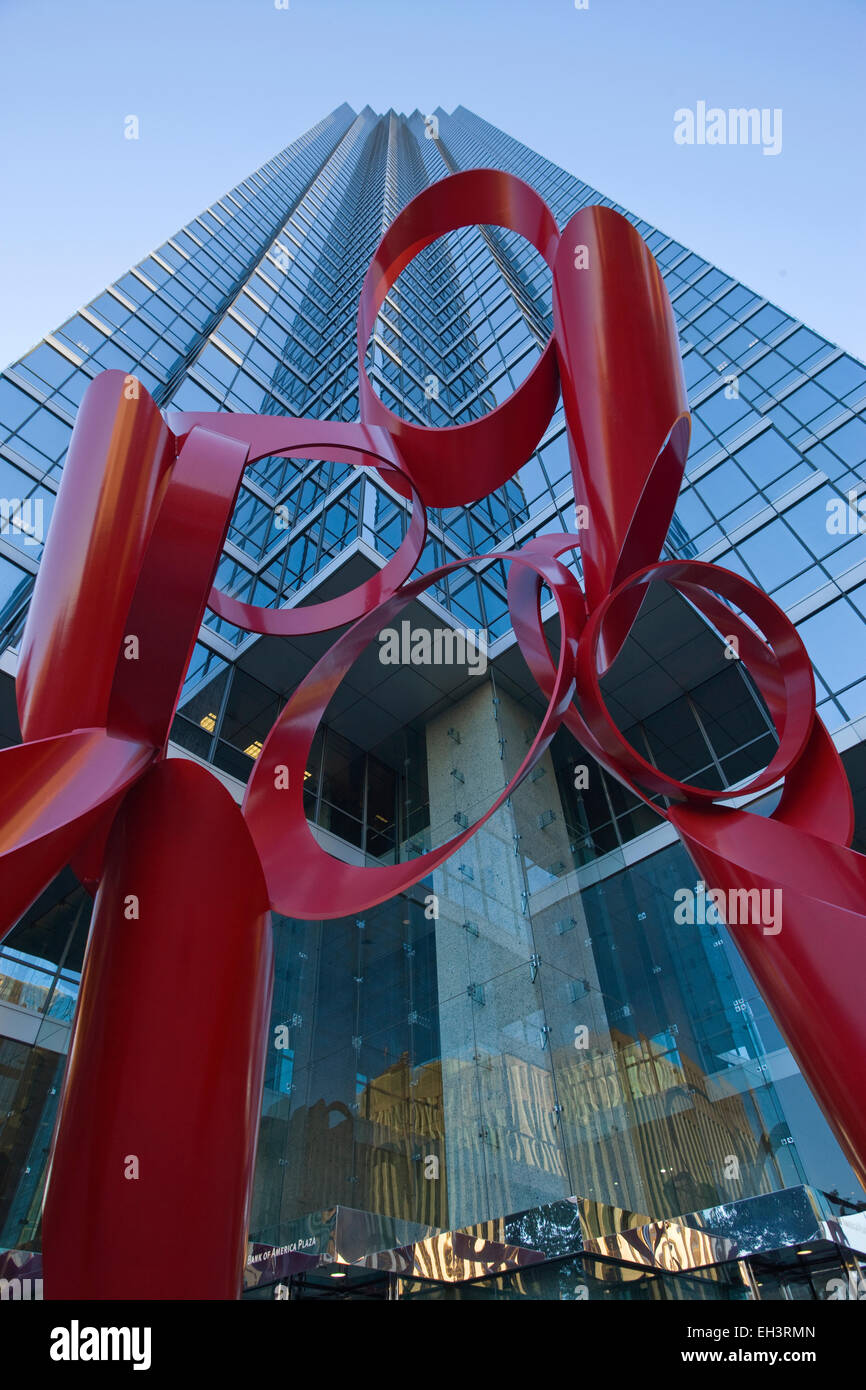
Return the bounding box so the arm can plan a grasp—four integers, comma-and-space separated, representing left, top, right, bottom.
357, 168, 561, 508
574, 559, 816, 805
552, 206, 690, 633
164, 417, 428, 638
243, 545, 585, 919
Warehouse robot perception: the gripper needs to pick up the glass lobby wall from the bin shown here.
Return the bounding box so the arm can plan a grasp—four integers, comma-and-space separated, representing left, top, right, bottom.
250, 885, 448, 1242
0, 871, 90, 1250
419, 674, 806, 1229
245, 656, 858, 1248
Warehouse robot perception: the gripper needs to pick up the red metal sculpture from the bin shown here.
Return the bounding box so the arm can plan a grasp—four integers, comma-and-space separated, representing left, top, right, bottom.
0, 168, 863, 1299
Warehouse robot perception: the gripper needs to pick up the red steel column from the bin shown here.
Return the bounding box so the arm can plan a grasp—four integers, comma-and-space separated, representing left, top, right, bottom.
42, 757, 273, 1299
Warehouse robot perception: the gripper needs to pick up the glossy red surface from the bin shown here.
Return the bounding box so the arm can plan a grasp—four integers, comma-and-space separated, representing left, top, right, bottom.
106, 424, 251, 748
0, 730, 153, 934
2, 167, 864, 1298
242, 539, 584, 919
670, 799, 866, 1188
16, 372, 173, 745
41, 758, 273, 1300
166, 418, 427, 636
356, 168, 561, 507
554, 206, 691, 662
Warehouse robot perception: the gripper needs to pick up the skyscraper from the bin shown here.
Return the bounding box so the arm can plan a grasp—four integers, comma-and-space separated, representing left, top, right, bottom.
2, 105, 866, 1301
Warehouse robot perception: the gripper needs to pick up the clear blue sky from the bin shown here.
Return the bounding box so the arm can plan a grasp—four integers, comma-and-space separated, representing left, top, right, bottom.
1, 0, 864, 365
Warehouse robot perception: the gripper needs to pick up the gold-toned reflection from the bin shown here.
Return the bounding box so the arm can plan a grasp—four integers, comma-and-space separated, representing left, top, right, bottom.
553, 1025, 781, 1216
256, 1053, 448, 1230
255, 1025, 786, 1236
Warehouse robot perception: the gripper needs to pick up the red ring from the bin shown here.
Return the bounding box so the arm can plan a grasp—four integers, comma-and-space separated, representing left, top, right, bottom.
242, 544, 585, 919
165, 416, 428, 638
574, 559, 816, 804
357, 168, 561, 508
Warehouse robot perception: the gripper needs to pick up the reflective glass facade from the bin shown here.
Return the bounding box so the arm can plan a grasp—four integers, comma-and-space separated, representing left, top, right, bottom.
2, 106, 865, 1290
